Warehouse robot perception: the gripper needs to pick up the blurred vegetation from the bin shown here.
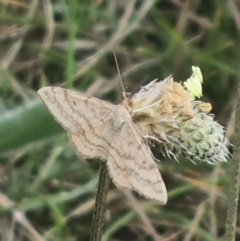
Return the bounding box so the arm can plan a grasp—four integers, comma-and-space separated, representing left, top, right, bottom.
0, 0, 239, 240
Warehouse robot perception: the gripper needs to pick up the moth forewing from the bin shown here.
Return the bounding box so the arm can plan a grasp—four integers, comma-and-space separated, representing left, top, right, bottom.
38, 87, 115, 133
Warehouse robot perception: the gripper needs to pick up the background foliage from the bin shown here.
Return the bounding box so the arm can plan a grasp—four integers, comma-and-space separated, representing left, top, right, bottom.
0, 0, 239, 240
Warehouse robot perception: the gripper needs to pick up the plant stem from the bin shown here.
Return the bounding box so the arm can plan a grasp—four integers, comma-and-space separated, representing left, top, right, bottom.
90, 161, 110, 241
220, 79, 240, 241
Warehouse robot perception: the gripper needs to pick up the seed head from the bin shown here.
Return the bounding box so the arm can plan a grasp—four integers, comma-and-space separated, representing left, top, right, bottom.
126, 67, 230, 164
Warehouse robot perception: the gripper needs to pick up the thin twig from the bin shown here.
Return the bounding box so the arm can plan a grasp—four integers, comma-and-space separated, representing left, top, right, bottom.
220, 76, 240, 241
90, 162, 111, 241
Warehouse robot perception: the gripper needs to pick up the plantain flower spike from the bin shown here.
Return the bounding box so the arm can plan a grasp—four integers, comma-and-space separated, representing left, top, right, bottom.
125, 66, 230, 164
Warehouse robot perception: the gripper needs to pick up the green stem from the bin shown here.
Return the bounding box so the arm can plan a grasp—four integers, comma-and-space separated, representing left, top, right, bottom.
220, 79, 240, 241
90, 162, 111, 241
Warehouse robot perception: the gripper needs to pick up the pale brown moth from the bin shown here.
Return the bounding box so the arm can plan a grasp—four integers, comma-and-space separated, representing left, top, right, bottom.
38, 86, 167, 204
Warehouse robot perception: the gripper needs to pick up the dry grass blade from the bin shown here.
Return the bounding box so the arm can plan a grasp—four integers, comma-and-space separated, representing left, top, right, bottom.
123, 190, 164, 241
0, 193, 45, 241
74, 0, 156, 79
182, 201, 207, 241
1, 0, 39, 69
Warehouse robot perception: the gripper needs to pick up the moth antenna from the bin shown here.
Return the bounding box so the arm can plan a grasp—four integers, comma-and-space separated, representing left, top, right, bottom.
113, 51, 127, 99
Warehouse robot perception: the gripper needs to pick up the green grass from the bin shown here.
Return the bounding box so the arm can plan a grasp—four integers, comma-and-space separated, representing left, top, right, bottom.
0, 0, 238, 240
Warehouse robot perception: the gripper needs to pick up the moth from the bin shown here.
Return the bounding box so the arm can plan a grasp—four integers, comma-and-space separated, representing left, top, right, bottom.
38, 87, 167, 204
